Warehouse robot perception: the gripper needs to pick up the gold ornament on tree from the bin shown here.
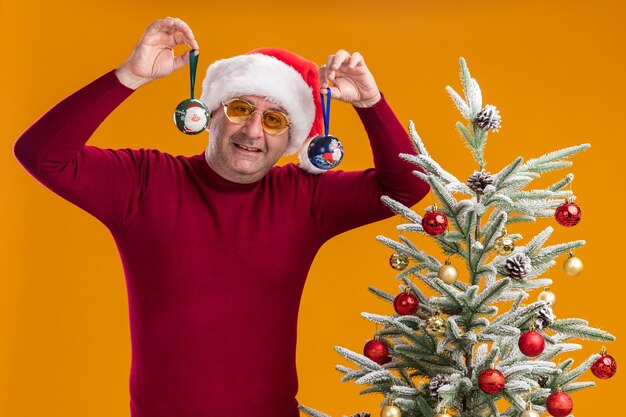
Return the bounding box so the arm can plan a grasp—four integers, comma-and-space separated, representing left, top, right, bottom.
519, 399, 540, 417
538, 287, 556, 307
494, 228, 515, 256
434, 406, 452, 417
425, 309, 447, 336
389, 253, 409, 271
380, 405, 401, 417
438, 259, 458, 285
562, 251, 583, 277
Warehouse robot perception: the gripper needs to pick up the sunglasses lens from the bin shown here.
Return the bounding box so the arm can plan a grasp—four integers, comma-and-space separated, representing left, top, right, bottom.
224, 99, 290, 135
225, 100, 254, 123
262, 111, 289, 135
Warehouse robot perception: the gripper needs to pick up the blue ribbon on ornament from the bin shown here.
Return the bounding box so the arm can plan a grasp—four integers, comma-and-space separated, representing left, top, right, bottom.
320, 87, 331, 137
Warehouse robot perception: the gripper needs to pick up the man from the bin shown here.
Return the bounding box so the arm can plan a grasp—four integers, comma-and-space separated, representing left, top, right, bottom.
14, 16, 429, 417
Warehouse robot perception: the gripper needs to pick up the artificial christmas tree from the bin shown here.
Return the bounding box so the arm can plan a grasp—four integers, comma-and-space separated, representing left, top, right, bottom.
300, 57, 616, 417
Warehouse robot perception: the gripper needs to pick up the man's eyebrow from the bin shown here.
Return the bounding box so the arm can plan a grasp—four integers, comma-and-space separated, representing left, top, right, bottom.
261, 97, 287, 113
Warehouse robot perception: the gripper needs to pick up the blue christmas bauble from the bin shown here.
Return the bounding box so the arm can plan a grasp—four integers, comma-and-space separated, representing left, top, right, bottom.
307, 134, 344, 170
174, 98, 210, 135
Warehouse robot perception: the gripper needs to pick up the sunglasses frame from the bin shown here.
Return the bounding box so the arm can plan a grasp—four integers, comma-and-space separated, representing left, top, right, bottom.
221, 98, 291, 136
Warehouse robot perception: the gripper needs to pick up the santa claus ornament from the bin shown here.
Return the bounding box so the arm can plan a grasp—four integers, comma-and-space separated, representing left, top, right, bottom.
174, 50, 210, 135
307, 88, 344, 169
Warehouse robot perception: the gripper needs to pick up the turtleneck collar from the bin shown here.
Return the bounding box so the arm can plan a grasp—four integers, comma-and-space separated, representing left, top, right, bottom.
190, 150, 262, 193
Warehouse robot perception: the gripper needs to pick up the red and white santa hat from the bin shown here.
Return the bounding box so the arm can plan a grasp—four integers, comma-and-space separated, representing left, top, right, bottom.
199, 47, 326, 174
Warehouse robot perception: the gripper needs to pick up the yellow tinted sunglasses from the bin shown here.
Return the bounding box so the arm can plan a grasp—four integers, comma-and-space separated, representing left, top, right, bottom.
222, 99, 291, 135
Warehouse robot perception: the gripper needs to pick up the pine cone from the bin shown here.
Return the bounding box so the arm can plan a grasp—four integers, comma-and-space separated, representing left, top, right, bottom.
538, 375, 550, 388
466, 169, 494, 194
535, 306, 556, 330
348, 413, 370, 417
429, 373, 451, 397
504, 253, 532, 280
474, 104, 502, 132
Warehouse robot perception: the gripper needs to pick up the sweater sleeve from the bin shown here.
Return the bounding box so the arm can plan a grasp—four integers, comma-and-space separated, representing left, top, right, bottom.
309, 93, 430, 241
13, 69, 163, 231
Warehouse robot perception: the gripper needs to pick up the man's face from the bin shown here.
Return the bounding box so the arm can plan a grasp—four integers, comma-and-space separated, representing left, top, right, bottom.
205, 95, 290, 184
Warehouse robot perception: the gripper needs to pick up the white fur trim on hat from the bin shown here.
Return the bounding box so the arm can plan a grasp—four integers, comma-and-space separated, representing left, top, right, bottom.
200, 54, 315, 155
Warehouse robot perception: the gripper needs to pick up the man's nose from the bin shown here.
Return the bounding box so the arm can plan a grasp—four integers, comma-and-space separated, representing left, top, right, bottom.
242, 111, 264, 139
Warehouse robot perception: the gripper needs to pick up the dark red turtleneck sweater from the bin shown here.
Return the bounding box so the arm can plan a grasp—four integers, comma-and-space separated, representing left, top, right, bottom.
13, 69, 429, 417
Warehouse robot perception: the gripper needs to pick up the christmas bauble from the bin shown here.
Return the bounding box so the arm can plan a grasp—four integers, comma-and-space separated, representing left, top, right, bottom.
518, 330, 545, 357
422, 208, 448, 236
494, 233, 515, 256
425, 311, 447, 336
546, 389, 573, 417
520, 401, 540, 417
390, 253, 409, 271
307, 134, 344, 170
174, 99, 210, 135
438, 260, 458, 285
364, 339, 391, 365
380, 405, 401, 417
563, 252, 583, 277
478, 368, 506, 394
538, 288, 557, 307
394, 291, 419, 315
591, 347, 617, 379
434, 407, 451, 417
554, 200, 581, 227
520, 409, 540, 417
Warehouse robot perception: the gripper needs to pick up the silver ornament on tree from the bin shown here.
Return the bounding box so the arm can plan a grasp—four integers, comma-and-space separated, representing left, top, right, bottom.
494, 228, 515, 256
563, 251, 583, 276
174, 50, 210, 135
307, 88, 344, 170
437, 258, 458, 284
505, 252, 532, 280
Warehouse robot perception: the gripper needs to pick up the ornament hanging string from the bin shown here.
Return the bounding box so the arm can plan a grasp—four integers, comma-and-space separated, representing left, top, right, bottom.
173, 49, 209, 135
321, 87, 331, 137
189, 49, 199, 99
307, 87, 344, 169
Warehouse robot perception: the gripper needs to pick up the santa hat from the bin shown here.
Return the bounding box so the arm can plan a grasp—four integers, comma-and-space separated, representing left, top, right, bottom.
199, 47, 326, 174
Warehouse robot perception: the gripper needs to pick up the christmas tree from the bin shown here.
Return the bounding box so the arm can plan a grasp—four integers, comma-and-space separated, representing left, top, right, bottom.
300, 58, 616, 417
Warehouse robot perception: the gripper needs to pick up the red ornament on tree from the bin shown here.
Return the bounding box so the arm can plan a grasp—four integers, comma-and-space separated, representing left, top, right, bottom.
546, 387, 573, 417
478, 364, 506, 394
554, 198, 581, 227
591, 346, 617, 379
422, 206, 448, 236
394, 290, 419, 315
363, 338, 391, 365
518, 326, 545, 357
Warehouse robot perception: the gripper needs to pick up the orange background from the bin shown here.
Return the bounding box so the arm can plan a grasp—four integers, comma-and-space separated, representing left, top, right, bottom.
2, 1, 624, 416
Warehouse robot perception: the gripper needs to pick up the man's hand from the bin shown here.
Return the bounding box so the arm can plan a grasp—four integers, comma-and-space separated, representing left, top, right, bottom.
319, 50, 381, 108
115, 17, 199, 90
